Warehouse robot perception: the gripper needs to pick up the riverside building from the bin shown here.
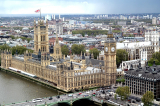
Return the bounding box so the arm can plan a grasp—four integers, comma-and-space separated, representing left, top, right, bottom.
1, 19, 117, 92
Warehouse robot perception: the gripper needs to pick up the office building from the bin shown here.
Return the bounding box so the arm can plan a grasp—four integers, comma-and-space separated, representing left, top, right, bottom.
125, 62, 160, 99
152, 17, 157, 25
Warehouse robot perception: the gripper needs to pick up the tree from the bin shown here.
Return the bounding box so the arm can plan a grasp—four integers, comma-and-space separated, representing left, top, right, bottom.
112, 30, 121, 33
142, 91, 154, 106
20, 37, 26, 41
26, 38, 32, 43
89, 48, 100, 59
121, 79, 125, 83
148, 52, 160, 66
0, 44, 33, 55
10, 35, 16, 39
72, 30, 108, 36
0, 56, 1, 66
61, 45, 69, 57
148, 58, 159, 65
71, 44, 86, 55
152, 52, 160, 60
0, 44, 11, 50
116, 86, 130, 100
114, 94, 117, 100
29, 27, 34, 30
120, 41, 124, 43
116, 49, 128, 67
12, 46, 28, 55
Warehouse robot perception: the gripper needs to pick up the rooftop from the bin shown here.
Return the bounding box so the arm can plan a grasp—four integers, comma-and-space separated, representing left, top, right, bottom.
125, 63, 160, 80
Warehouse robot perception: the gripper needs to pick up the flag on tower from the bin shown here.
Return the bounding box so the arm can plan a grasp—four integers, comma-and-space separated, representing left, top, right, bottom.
35, 9, 40, 13
35, 9, 41, 19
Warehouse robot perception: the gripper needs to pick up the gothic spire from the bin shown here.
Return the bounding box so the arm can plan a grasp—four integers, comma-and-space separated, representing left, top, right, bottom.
55, 28, 59, 44
108, 27, 112, 34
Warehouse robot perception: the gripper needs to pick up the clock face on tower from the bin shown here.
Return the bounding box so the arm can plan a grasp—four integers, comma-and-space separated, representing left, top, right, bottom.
111, 47, 115, 52
105, 47, 108, 52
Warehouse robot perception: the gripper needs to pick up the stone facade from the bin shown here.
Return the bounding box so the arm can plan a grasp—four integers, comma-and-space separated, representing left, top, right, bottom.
1, 20, 117, 92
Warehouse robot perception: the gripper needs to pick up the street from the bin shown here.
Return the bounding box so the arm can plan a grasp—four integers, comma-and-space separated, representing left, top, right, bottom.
6, 85, 160, 106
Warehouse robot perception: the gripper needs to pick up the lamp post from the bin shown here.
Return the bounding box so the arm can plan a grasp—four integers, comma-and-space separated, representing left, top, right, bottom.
124, 54, 126, 61
70, 96, 73, 106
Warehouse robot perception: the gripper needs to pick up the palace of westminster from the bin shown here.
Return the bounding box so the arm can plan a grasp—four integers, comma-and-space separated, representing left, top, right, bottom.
1, 19, 117, 92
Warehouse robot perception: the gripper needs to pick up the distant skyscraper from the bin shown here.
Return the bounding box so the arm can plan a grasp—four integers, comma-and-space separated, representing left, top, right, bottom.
150, 15, 153, 19
56, 23, 63, 35
152, 17, 157, 25
59, 14, 61, 19
117, 21, 126, 25
54, 14, 55, 20
80, 17, 84, 21
45, 15, 51, 21
63, 17, 64, 21
105, 15, 108, 18
120, 15, 123, 19
128, 16, 131, 19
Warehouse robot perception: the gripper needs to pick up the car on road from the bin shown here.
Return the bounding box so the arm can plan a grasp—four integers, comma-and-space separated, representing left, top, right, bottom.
86, 91, 90, 94
156, 98, 160, 101
132, 100, 136, 103
49, 97, 53, 100
68, 94, 73, 97
77, 93, 82, 96
57, 95, 60, 98
32, 98, 42, 103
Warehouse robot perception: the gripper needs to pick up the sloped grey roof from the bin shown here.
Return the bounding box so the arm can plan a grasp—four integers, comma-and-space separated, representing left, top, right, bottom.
125, 65, 160, 80
12, 56, 24, 62
50, 61, 63, 65
46, 65, 57, 71
28, 59, 41, 64
32, 54, 38, 59
85, 58, 104, 66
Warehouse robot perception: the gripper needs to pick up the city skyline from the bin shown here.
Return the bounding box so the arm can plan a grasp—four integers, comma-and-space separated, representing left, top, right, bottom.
0, 0, 160, 14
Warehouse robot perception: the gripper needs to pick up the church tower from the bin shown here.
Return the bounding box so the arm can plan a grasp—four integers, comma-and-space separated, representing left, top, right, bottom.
1, 49, 12, 69
51, 33, 62, 61
34, 18, 49, 54
104, 27, 117, 86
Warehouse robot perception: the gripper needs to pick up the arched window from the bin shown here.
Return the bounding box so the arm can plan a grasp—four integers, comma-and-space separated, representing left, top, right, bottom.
43, 36, 45, 41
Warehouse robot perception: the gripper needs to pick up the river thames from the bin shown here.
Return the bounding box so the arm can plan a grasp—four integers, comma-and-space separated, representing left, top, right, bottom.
0, 70, 58, 105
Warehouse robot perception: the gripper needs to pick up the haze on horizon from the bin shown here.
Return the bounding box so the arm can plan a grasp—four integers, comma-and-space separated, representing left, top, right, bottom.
0, 0, 160, 14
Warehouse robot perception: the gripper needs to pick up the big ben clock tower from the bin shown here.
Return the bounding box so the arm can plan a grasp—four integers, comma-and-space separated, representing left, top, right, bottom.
103, 27, 116, 87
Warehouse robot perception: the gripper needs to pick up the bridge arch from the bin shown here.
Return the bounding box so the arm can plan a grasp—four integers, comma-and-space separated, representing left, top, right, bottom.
72, 98, 94, 106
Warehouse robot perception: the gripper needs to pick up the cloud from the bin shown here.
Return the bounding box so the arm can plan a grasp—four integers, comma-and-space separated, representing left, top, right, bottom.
0, 0, 160, 14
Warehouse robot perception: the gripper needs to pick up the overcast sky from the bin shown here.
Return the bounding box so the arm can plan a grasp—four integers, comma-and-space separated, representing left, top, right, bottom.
0, 0, 160, 14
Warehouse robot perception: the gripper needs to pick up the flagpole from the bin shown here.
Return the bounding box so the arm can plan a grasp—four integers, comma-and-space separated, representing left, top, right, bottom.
40, 8, 41, 19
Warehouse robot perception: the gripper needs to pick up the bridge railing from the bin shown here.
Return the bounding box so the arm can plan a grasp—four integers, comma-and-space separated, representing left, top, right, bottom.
37, 95, 92, 106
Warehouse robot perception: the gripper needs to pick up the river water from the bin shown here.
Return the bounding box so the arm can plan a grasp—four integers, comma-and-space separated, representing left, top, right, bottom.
0, 70, 58, 105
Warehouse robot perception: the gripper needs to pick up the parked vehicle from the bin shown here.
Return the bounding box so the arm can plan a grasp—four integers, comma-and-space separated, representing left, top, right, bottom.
49, 97, 52, 100
86, 91, 90, 94
57, 95, 60, 98
68, 94, 73, 97
156, 98, 160, 101
32, 98, 42, 103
